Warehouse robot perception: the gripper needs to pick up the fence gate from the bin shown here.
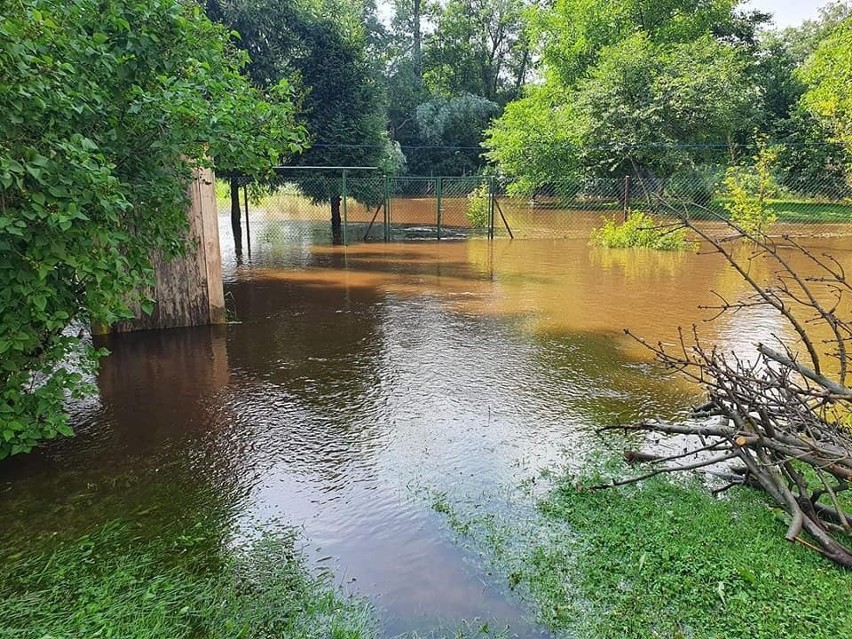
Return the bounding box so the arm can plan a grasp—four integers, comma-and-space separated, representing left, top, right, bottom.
221, 168, 497, 256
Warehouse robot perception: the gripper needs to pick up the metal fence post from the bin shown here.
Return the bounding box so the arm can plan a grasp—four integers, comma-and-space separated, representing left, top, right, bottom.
230, 177, 242, 255
383, 174, 390, 242
342, 169, 348, 245
488, 176, 495, 240
243, 184, 251, 258
436, 176, 443, 240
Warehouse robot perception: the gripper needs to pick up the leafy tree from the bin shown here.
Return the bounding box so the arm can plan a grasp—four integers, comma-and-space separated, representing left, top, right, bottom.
485, 84, 582, 192
412, 94, 499, 175
206, 0, 393, 243
422, 0, 529, 103
527, 0, 747, 86
0, 0, 306, 459
750, 7, 852, 198
751, 32, 806, 128
487, 33, 756, 186
720, 141, 780, 235
778, 1, 852, 64
774, 110, 850, 198
383, 1, 430, 147
750, 2, 851, 132
384, 0, 530, 175
799, 16, 852, 156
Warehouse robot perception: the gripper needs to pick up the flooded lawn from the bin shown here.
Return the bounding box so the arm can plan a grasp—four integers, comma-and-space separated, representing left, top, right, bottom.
2, 224, 851, 636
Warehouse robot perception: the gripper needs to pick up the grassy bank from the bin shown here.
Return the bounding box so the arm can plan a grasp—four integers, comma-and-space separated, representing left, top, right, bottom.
432, 473, 852, 639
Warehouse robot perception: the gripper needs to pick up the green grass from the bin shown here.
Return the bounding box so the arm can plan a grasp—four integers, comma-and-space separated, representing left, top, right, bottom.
661, 199, 852, 224
0, 519, 376, 639
765, 200, 852, 223
550, 197, 852, 225
430, 474, 852, 639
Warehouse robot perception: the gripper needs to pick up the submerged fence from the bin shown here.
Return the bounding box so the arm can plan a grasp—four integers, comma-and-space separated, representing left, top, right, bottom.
219, 168, 852, 252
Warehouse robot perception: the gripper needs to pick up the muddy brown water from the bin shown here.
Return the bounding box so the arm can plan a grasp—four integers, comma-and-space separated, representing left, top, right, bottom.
2, 218, 851, 636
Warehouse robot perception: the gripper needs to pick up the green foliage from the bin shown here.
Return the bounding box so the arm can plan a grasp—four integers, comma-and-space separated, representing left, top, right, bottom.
666, 164, 723, 205
590, 211, 693, 251
466, 183, 491, 229
415, 94, 499, 175
487, 29, 756, 184
206, 0, 393, 211
527, 0, 745, 86
383, 0, 529, 175
0, 0, 306, 458
779, 1, 852, 65
421, 0, 528, 103
485, 84, 582, 191
799, 15, 852, 155
0, 521, 376, 638
774, 110, 851, 199
720, 142, 780, 235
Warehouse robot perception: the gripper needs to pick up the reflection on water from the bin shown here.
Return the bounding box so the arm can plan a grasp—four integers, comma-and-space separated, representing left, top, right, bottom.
2, 227, 851, 636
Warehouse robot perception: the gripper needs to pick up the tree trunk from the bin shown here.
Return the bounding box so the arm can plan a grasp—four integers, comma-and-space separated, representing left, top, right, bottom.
413, 0, 422, 79
230, 177, 242, 256
331, 194, 343, 245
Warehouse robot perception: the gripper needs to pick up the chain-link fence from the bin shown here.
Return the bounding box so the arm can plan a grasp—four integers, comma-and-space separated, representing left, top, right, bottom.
492, 172, 852, 240
218, 168, 852, 253
218, 170, 494, 255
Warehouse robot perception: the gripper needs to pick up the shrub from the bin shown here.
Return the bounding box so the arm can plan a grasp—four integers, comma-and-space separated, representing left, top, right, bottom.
590, 211, 693, 250
719, 142, 780, 235
0, 0, 305, 459
466, 183, 491, 228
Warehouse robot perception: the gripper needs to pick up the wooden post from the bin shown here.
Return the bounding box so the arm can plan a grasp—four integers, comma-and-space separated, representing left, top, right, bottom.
622, 175, 631, 222
96, 168, 226, 333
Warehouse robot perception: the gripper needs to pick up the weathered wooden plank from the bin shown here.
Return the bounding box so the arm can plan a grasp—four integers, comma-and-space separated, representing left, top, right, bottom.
98, 168, 226, 334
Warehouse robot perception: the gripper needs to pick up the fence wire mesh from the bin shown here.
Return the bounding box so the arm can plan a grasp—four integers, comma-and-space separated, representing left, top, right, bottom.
218, 168, 852, 251
492, 172, 852, 240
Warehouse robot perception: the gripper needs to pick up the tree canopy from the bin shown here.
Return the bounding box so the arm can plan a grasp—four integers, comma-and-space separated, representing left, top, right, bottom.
483, 0, 852, 190
486, 29, 756, 187
205, 0, 396, 242
799, 15, 852, 155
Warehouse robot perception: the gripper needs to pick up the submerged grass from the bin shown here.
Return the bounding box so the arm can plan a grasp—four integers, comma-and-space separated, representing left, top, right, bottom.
0, 519, 375, 639
0, 512, 514, 639
431, 474, 852, 639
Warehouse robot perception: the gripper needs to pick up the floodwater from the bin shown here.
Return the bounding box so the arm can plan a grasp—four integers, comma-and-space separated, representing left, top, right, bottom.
2, 218, 851, 636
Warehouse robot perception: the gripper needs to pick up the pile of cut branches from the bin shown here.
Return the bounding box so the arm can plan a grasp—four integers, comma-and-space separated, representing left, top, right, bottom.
601, 210, 852, 568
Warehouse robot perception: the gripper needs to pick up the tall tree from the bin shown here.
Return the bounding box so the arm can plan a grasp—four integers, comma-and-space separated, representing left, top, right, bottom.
422, 0, 529, 103
384, 0, 530, 175
780, 1, 852, 64
384, 1, 430, 149
799, 15, 852, 156
527, 0, 746, 86
414, 94, 500, 175
487, 0, 761, 186
206, 0, 394, 243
